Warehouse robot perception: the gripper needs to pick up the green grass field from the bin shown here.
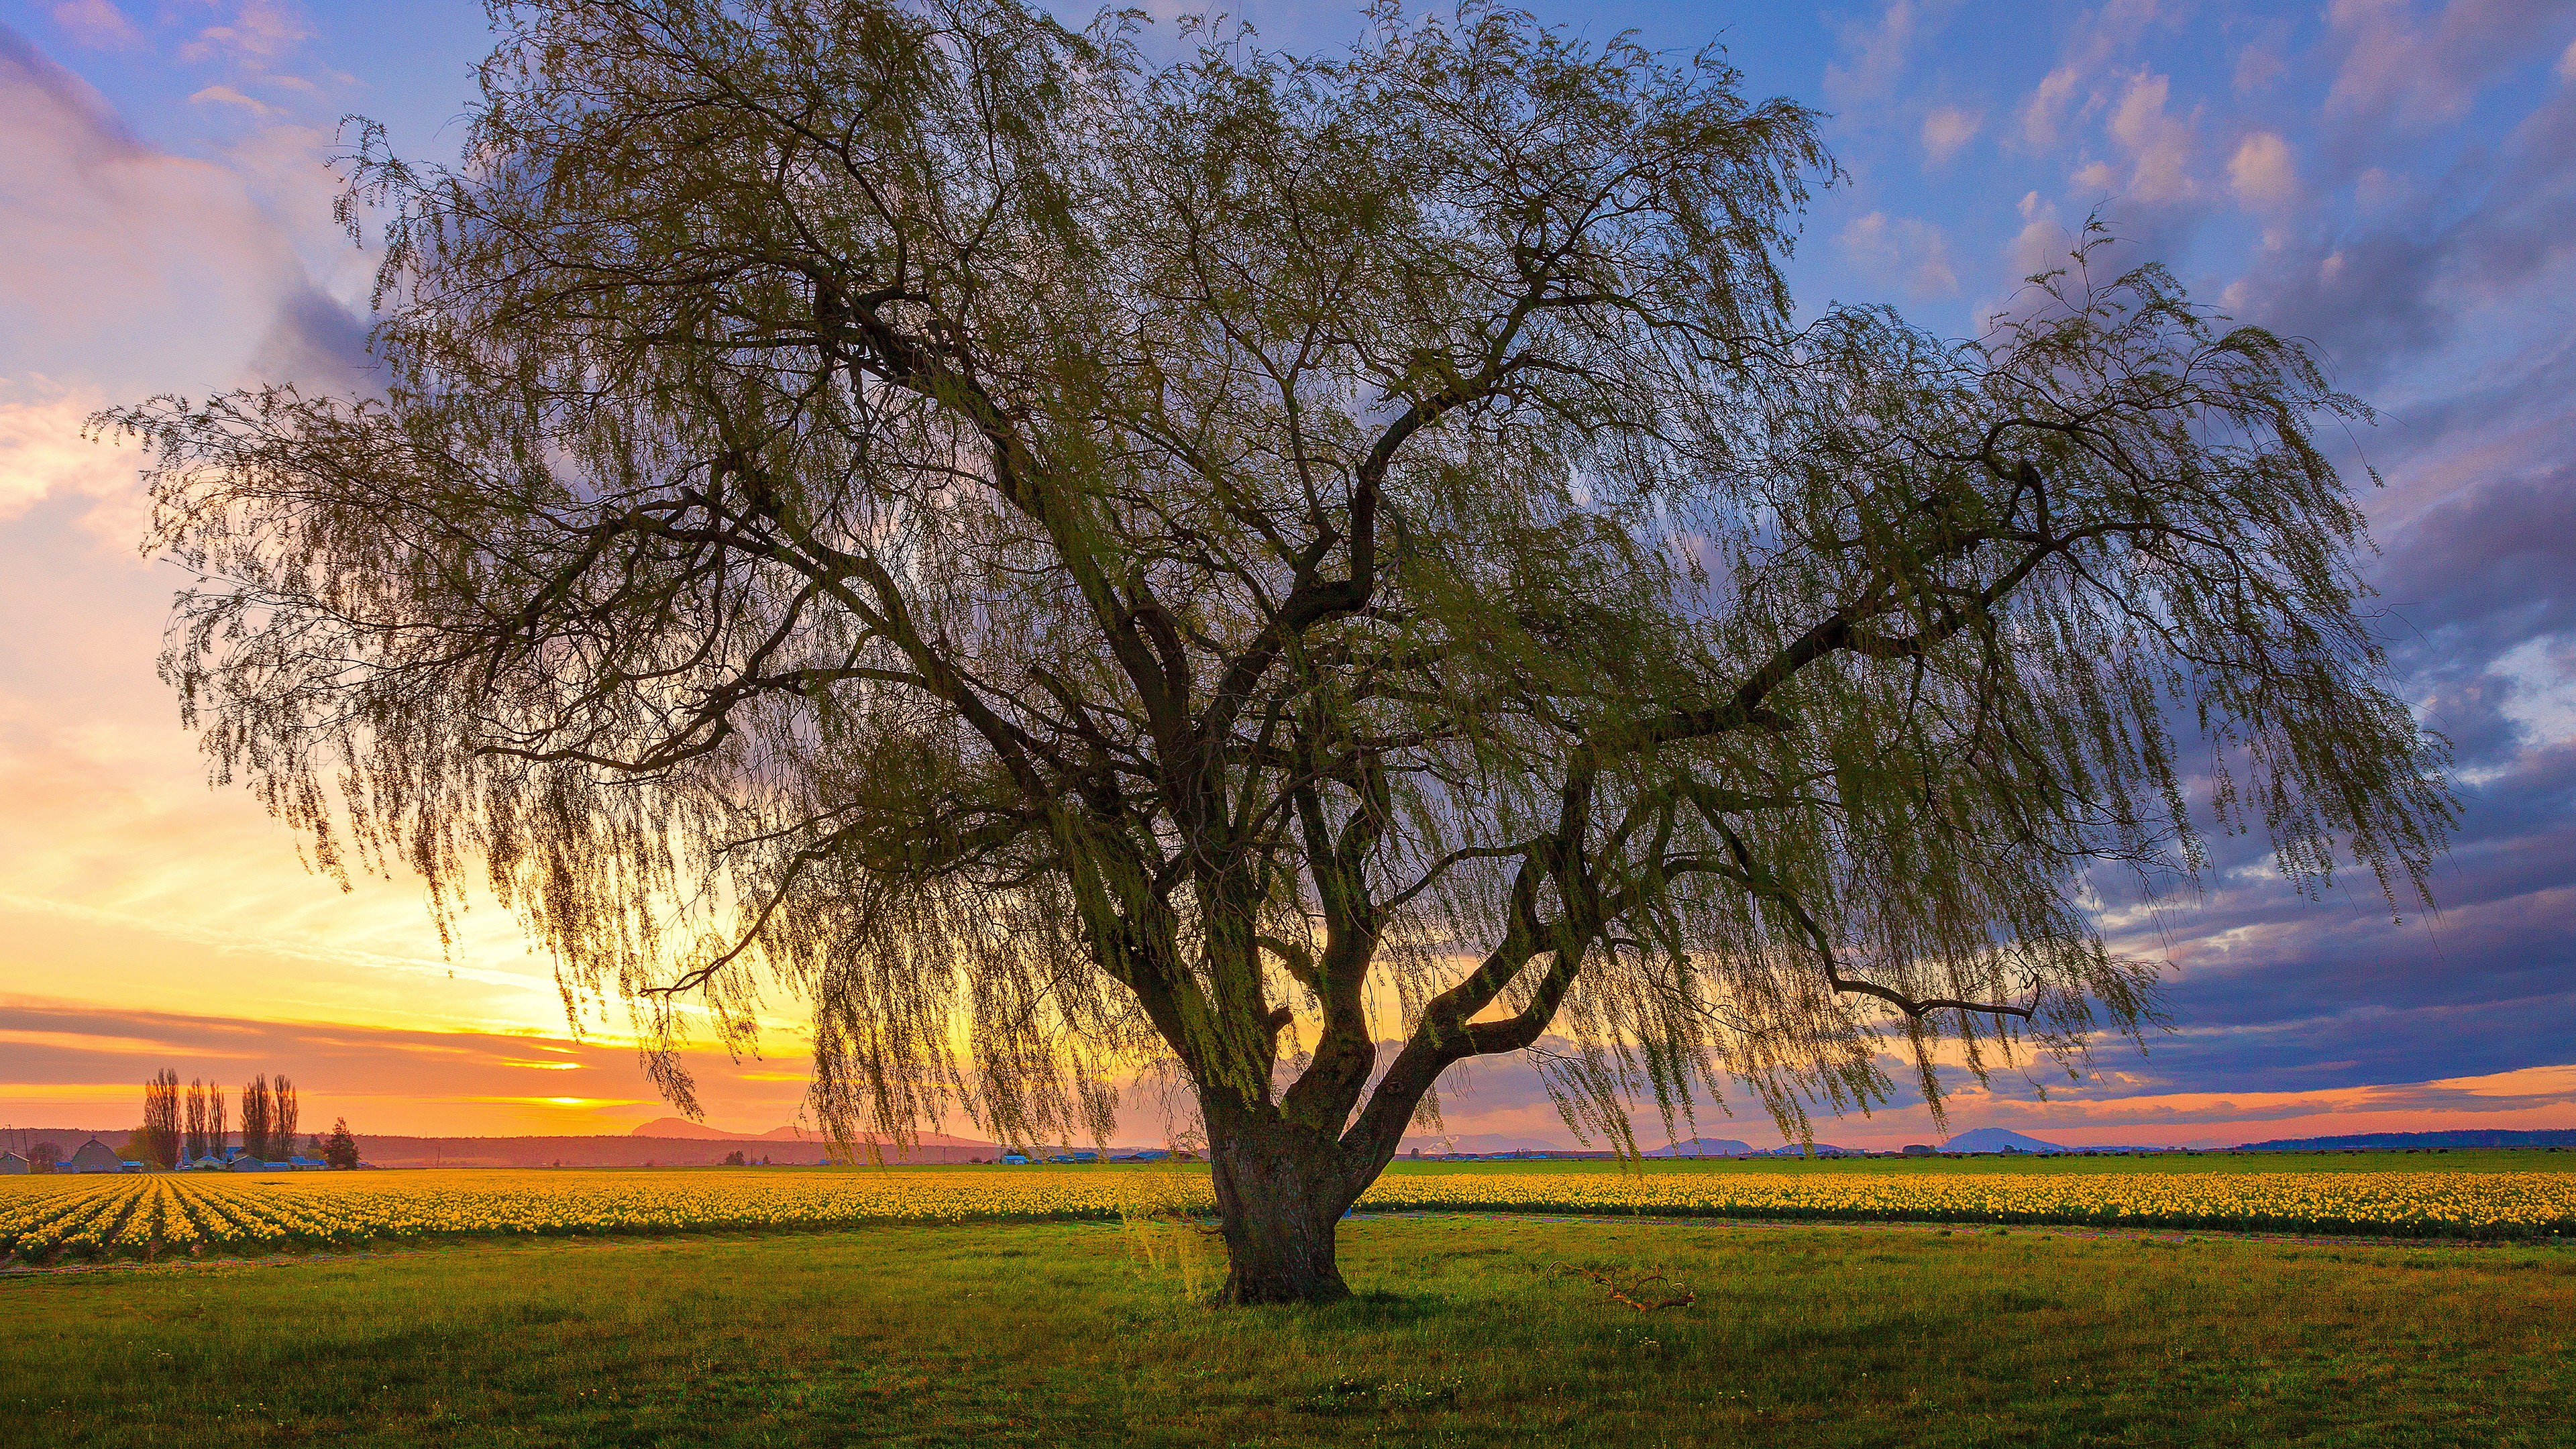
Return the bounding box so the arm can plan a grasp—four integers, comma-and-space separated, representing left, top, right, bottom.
6, 1210, 2571, 1448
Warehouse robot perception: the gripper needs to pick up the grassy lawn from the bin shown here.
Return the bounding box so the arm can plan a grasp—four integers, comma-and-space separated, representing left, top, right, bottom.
5, 1216, 2570, 1448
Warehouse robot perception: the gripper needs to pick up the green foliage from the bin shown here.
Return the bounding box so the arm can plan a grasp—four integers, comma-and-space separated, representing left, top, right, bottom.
100, 0, 2451, 1289
323, 1119, 361, 1171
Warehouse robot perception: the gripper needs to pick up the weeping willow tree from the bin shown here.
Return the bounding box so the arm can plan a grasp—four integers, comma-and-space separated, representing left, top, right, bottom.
107, 0, 2449, 1302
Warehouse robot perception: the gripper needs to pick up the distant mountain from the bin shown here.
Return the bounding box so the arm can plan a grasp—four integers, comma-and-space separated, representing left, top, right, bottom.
1746, 1142, 1864, 1157
2237, 1128, 2576, 1152
0, 1128, 131, 1151
630, 1117, 814, 1141
1943, 1128, 2074, 1154
1646, 1138, 1755, 1158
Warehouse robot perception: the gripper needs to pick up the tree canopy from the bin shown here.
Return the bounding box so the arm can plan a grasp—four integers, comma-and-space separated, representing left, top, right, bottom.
108, 0, 2451, 1301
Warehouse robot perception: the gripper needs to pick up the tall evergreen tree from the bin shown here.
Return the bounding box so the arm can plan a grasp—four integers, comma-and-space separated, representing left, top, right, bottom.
322, 1118, 360, 1171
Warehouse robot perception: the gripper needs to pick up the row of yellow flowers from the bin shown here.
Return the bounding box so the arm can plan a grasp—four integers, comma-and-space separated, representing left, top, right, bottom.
1353, 1169, 2576, 1236
5, 1167, 2569, 1263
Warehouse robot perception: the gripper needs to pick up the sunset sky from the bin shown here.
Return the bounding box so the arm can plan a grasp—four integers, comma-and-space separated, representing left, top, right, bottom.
3, 0, 2573, 1151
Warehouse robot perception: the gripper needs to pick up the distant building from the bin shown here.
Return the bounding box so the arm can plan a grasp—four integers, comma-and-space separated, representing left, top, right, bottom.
1000, 1152, 1030, 1165
0, 1151, 25, 1174
68, 1138, 125, 1173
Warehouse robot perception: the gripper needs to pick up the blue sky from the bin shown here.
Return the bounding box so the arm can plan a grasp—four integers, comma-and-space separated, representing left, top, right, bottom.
1, 0, 2572, 1147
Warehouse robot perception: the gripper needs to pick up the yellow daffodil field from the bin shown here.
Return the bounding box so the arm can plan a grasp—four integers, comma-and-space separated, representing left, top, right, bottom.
5, 1162, 2571, 1264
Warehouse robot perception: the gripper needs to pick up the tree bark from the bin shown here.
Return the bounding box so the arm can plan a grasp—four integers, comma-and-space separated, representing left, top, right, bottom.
1206, 1108, 1356, 1305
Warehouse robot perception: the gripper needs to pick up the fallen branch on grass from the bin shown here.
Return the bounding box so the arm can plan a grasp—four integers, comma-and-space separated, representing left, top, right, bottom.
1558, 1263, 1695, 1312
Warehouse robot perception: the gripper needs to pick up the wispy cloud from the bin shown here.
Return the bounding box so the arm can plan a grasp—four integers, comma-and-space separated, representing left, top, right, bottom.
2021, 65, 2084, 148
1823, 0, 1929, 108
176, 0, 309, 69
2324, 0, 2565, 128
2102, 70, 2198, 202
1839, 210, 1960, 296
48, 0, 137, 50
0, 377, 146, 543
1921, 105, 1982, 166
188, 82, 277, 116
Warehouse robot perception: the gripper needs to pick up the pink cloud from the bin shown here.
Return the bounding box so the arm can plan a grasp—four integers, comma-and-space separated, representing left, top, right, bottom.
176, 0, 309, 68
0, 32, 321, 394
0, 378, 147, 543
2020, 66, 2084, 148
2326, 0, 2565, 127
2007, 190, 2074, 280
2228, 130, 2300, 211
2107, 70, 2198, 202
1840, 211, 1960, 297
1921, 105, 1982, 167
49, 0, 138, 50
1824, 0, 1925, 108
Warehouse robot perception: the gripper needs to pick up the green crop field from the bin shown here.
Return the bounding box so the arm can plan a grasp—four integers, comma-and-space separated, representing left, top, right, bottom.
5, 1212, 2572, 1448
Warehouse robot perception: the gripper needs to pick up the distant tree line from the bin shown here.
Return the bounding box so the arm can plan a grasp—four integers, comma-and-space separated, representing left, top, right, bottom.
129, 1071, 341, 1167
9, 1078, 361, 1173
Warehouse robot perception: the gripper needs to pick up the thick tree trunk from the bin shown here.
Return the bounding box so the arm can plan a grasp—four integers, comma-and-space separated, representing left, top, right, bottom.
1207, 1111, 1356, 1305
